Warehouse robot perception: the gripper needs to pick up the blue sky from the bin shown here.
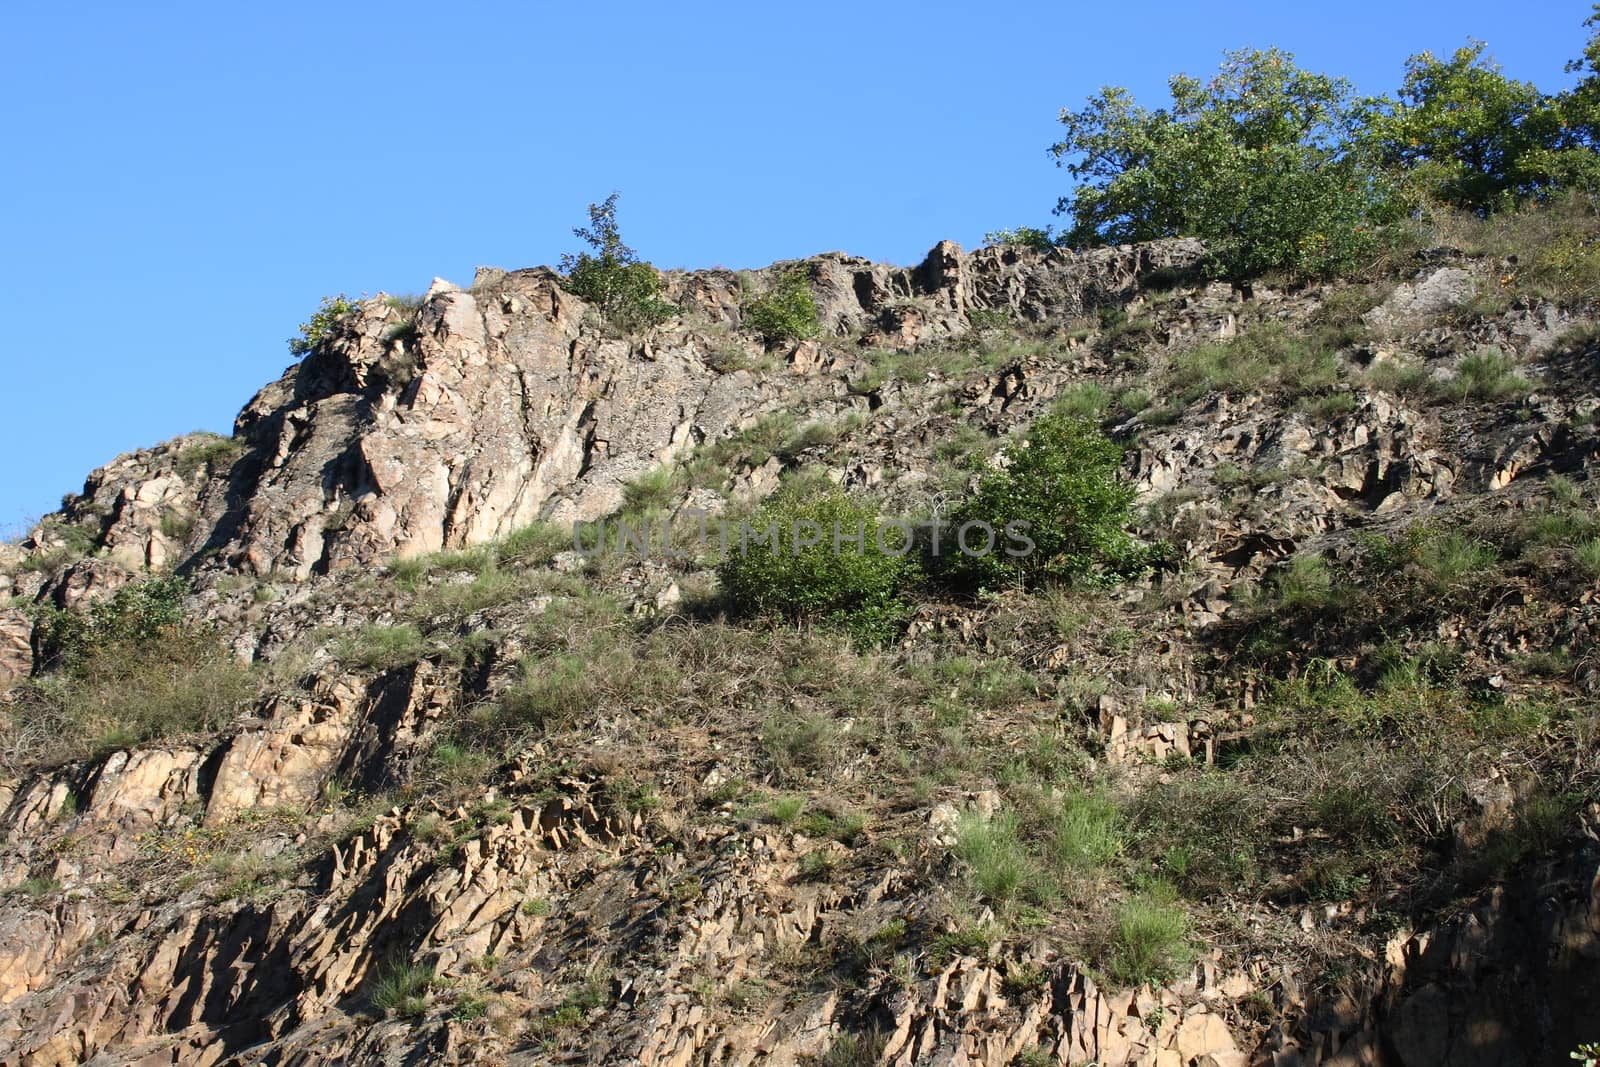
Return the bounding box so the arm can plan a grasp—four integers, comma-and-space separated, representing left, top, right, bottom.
2, 1, 1593, 536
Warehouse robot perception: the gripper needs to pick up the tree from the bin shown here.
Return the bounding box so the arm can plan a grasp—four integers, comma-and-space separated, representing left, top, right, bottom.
1555, 6, 1600, 183
1050, 49, 1398, 280
559, 193, 677, 330
1362, 41, 1600, 212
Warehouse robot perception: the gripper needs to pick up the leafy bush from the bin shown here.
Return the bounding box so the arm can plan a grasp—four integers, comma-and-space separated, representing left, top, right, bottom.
717, 486, 918, 645
288, 294, 360, 357
1050, 49, 1399, 280
20, 518, 99, 573
742, 268, 819, 344
983, 226, 1057, 251
559, 193, 676, 331
10, 574, 260, 763
943, 413, 1155, 590
38, 573, 188, 667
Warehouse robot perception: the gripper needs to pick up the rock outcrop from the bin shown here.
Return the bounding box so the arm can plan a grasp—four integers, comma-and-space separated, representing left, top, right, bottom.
0, 237, 1596, 1065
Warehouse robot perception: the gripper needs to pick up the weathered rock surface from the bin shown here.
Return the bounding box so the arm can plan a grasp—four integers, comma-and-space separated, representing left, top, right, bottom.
0, 612, 30, 694
26, 239, 1204, 586
0, 237, 1596, 1065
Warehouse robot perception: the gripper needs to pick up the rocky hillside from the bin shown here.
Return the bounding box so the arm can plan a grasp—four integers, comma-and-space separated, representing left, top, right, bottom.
0, 233, 1596, 1066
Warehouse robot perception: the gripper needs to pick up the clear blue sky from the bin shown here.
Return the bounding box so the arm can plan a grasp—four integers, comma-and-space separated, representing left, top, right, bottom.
2, 1, 1592, 537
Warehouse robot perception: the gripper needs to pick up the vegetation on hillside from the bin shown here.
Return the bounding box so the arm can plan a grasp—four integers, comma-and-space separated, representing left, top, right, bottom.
559, 192, 677, 330
1045, 9, 1600, 279
742, 267, 821, 345
288, 294, 360, 357
5, 14, 1600, 1057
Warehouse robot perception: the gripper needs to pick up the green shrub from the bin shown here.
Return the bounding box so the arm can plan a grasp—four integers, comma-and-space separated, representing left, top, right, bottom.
1414, 531, 1498, 591
1046, 787, 1124, 872
1439, 349, 1531, 401
983, 226, 1056, 251
288, 294, 360, 357
1365, 356, 1436, 397
816, 1032, 887, 1067
954, 810, 1051, 906
1104, 890, 1192, 987
497, 521, 570, 566
14, 625, 255, 765
16, 574, 259, 764
761, 711, 839, 780
499, 652, 596, 733
1273, 554, 1342, 612
743, 268, 819, 344
210, 850, 295, 902
944, 413, 1155, 590
1576, 537, 1600, 578
766, 795, 807, 824
414, 564, 527, 619
1169, 323, 1342, 402
621, 467, 680, 516
1054, 382, 1108, 420
799, 808, 867, 844
1423, 192, 1600, 305
158, 512, 195, 540
372, 961, 435, 1017
717, 486, 917, 645
1116, 387, 1153, 414
559, 193, 676, 331
38, 573, 188, 667
967, 307, 1014, 332
1363, 40, 1600, 213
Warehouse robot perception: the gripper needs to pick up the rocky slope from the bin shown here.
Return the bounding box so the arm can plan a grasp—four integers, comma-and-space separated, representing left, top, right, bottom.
0, 236, 1596, 1066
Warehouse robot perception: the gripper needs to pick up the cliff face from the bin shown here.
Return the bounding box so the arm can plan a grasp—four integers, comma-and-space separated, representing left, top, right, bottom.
0, 237, 1596, 1067
46, 240, 1201, 590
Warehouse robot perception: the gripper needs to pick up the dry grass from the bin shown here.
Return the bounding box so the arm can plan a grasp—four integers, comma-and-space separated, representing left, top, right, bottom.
4, 626, 255, 770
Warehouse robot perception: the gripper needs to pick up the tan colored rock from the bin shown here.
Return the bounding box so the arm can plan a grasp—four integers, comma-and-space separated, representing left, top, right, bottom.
0, 610, 31, 692
1172, 1011, 1237, 1063
204, 692, 357, 824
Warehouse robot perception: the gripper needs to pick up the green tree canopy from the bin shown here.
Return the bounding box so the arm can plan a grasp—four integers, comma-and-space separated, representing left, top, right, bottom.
1050, 49, 1398, 280
1361, 38, 1600, 212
